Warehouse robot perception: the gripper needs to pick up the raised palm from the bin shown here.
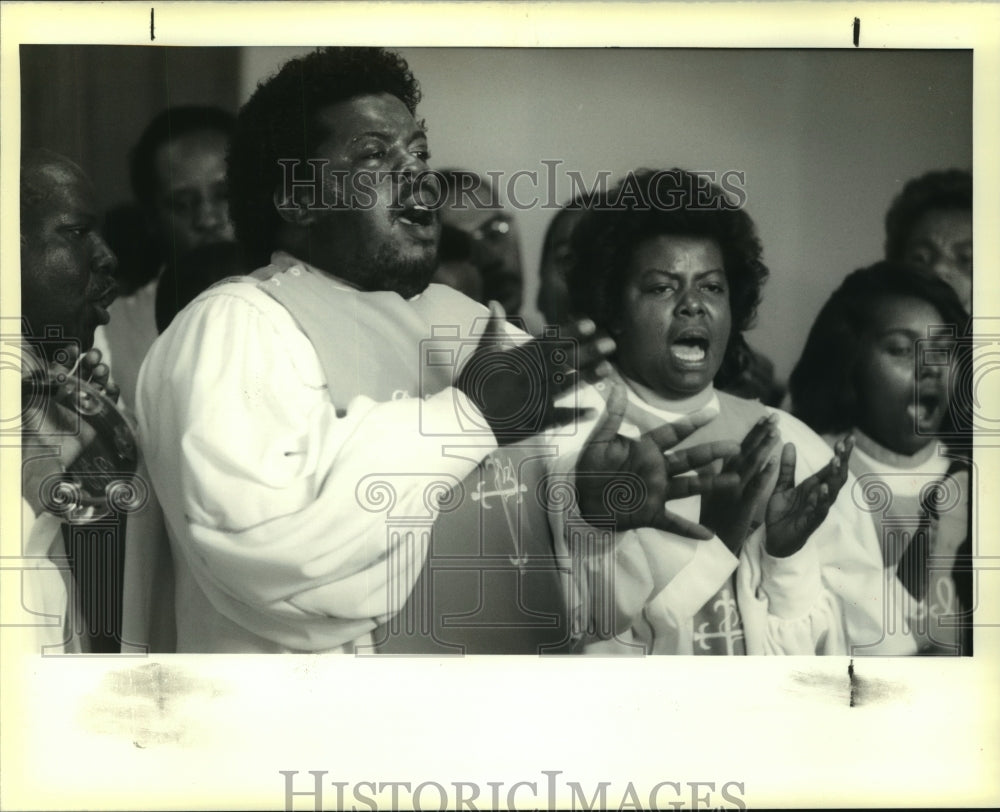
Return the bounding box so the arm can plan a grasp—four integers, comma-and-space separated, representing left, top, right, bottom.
699, 414, 781, 555
765, 437, 853, 557
575, 384, 740, 539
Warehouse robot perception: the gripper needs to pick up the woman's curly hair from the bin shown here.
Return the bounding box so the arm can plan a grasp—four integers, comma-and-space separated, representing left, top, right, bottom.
789, 260, 970, 436
227, 47, 421, 268
884, 168, 972, 263
568, 168, 769, 387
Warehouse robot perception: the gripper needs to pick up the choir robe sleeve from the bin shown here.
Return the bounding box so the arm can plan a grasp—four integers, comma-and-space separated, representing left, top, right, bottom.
735, 410, 916, 655
545, 385, 742, 652
15, 499, 85, 654
135, 283, 495, 650
545, 385, 912, 655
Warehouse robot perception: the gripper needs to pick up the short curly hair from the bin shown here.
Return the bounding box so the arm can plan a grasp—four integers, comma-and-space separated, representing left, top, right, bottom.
884, 169, 972, 262
568, 168, 768, 387
227, 47, 421, 267
789, 260, 969, 436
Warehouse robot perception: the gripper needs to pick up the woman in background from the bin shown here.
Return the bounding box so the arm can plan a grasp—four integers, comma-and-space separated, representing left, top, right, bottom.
537, 194, 592, 329
790, 262, 971, 654
547, 168, 905, 655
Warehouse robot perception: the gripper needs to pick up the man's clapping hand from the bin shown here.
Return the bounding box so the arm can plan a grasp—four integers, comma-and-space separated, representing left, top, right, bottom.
20, 346, 112, 517
455, 301, 616, 446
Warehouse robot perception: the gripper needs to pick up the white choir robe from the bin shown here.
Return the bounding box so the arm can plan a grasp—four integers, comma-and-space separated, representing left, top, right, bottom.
12, 501, 86, 655
13, 341, 89, 655
545, 377, 916, 656
126, 255, 502, 653
830, 433, 963, 654
95, 275, 159, 415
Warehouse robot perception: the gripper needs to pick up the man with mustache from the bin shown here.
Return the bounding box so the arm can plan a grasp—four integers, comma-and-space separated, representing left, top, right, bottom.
98, 105, 238, 414
129, 47, 620, 652
19, 149, 120, 653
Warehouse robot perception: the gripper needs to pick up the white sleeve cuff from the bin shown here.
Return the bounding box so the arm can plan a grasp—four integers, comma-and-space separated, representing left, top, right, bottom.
649, 536, 739, 619
759, 538, 823, 619
22, 497, 37, 531
415, 386, 499, 447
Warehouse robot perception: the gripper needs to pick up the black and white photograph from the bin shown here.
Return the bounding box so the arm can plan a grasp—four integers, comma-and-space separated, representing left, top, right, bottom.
1, 2, 998, 809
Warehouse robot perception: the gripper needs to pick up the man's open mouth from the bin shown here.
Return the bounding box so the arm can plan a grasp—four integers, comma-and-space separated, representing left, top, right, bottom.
396, 203, 435, 228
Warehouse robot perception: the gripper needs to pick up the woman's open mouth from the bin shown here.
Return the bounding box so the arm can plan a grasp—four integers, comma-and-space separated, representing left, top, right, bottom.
907, 390, 946, 428
669, 332, 710, 365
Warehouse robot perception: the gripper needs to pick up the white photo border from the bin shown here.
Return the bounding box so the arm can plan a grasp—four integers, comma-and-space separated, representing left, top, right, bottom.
2, 3, 998, 810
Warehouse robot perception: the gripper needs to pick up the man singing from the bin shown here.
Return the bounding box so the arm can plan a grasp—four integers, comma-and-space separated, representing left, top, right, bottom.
130, 47, 619, 652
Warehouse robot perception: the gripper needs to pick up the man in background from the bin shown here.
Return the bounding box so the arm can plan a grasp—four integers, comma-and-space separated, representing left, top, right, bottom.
19, 149, 120, 653
434, 168, 525, 319
885, 168, 972, 312
98, 105, 237, 411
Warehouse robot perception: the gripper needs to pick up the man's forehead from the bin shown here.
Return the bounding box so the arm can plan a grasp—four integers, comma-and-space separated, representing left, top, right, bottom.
154, 132, 229, 193
27, 161, 95, 218
36, 157, 85, 187
315, 93, 421, 139
157, 129, 229, 161
911, 208, 972, 238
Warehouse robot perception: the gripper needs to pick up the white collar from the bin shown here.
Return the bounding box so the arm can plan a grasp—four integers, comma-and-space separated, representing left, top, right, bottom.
851, 427, 945, 471
618, 370, 719, 421
269, 250, 427, 301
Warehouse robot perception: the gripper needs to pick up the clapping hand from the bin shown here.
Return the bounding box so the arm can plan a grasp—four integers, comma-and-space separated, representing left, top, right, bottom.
700, 414, 782, 555
574, 384, 740, 539
20, 346, 112, 516
764, 436, 854, 558
53, 345, 120, 404
456, 301, 616, 446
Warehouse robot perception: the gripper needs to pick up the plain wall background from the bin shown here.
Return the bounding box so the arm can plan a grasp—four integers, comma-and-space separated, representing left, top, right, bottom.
21, 45, 240, 214
13, 44, 976, 384
242, 47, 971, 383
